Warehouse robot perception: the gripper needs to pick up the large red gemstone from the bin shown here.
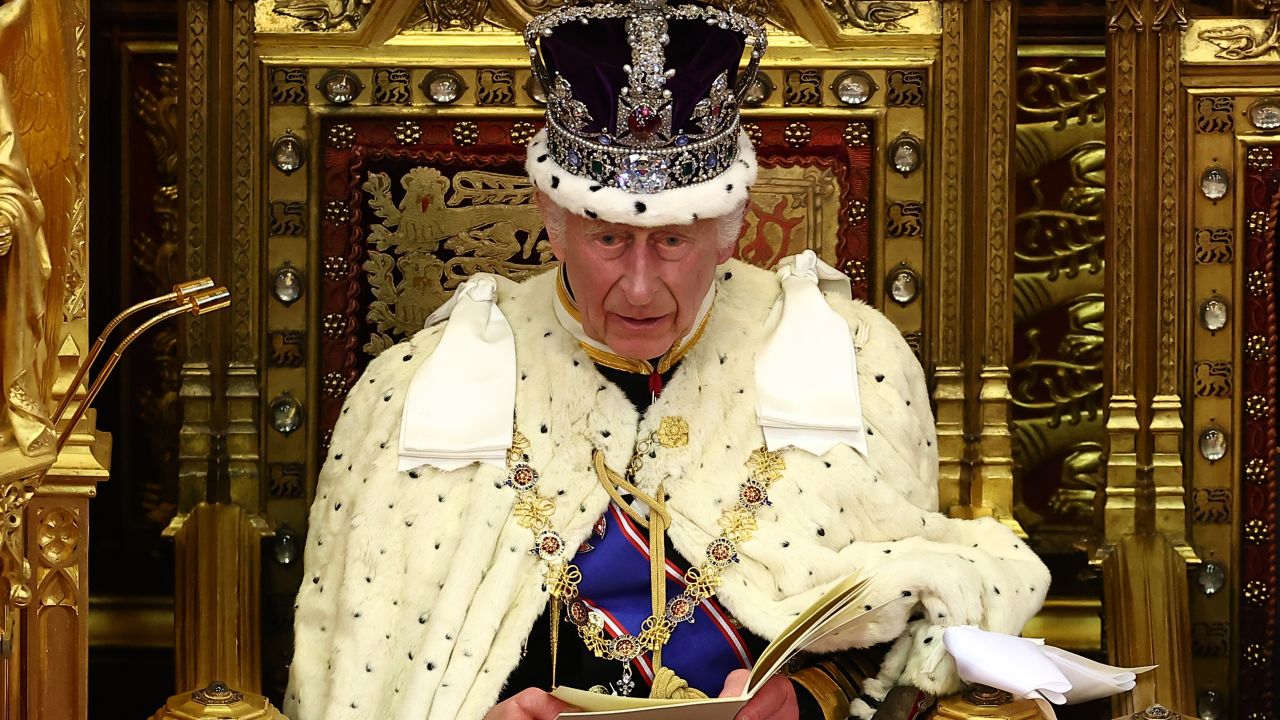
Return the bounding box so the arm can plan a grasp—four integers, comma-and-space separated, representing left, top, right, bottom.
627, 106, 661, 140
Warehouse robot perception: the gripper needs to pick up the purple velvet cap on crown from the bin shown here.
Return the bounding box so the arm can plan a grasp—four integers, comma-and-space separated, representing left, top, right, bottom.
539, 8, 746, 140
523, 0, 767, 227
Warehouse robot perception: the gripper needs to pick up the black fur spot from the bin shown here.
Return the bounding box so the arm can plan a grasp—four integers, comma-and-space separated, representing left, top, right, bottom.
584, 209, 597, 218
589, 184, 602, 192
725, 184, 734, 192
634, 201, 647, 214
551, 175, 560, 188
536, 154, 548, 163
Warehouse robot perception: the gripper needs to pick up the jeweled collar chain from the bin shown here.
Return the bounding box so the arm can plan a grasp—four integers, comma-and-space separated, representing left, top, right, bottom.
504, 425, 786, 698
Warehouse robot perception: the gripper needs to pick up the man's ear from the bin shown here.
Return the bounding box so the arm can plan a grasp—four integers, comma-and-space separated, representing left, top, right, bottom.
716, 201, 748, 264
535, 190, 566, 259
717, 239, 736, 265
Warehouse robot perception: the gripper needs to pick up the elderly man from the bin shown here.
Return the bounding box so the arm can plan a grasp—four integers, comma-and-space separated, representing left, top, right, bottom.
286, 2, 1050, 720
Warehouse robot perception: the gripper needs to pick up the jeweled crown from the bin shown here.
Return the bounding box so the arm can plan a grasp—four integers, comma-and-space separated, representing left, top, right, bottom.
524, 0, 767, 194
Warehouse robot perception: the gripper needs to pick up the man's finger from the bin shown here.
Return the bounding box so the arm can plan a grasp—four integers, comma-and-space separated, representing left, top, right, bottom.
511, 688, 574, 720
718, 668, 751, 698
734, 675, 797, 720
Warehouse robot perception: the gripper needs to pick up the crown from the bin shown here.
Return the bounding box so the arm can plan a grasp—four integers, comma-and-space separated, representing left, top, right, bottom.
524, 1, 767, 195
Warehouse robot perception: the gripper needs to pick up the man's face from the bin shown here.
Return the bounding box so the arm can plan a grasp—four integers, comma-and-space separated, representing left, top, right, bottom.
544, 200, 737, 361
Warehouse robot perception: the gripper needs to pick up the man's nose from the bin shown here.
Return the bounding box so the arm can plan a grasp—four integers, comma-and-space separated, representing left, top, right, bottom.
617, 241, 660, 305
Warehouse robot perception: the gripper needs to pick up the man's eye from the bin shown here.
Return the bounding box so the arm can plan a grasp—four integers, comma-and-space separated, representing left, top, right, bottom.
597, 235, 619, 246
661, 236, 684, 247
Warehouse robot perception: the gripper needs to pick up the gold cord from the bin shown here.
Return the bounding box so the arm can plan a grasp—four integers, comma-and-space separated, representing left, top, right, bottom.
592, 449, 671, 676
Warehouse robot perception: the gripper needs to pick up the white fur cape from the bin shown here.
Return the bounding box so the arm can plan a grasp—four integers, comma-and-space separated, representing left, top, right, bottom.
286, 260, 1050, 720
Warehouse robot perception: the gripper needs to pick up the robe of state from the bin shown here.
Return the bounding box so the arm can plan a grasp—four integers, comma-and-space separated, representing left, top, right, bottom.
286, 259, 1051, 720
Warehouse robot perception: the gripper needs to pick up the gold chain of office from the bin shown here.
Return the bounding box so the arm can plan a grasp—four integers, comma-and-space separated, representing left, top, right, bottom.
504, 420, 785, 666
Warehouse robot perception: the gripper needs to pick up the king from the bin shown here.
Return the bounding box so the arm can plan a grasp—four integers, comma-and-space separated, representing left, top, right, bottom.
286, 2, 1051, 719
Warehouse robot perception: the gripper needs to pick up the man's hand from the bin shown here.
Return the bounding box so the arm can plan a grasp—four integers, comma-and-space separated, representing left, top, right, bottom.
484, 688, 573, 720
720, 669, 798, 720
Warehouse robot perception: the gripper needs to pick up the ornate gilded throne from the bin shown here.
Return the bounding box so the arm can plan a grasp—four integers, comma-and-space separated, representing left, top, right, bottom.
2, 0, 1280, 719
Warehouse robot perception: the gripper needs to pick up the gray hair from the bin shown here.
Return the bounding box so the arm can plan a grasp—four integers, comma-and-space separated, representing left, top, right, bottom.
538, 193, 746, 253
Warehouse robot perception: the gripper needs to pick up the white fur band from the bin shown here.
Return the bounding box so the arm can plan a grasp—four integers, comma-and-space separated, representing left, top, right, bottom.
524, 128, 758, 227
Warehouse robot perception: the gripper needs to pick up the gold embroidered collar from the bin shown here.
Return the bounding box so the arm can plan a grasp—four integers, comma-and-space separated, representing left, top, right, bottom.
553, 266, 714, 376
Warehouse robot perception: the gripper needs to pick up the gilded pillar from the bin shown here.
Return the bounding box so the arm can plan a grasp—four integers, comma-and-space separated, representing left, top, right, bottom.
1104, 0, 1144, 546
941, 0, 1020, 533
1149, 0, 1192, 557
1100, 0, 1196, 712
973, 0, 1018, 531
170, 503, 269, 693
170, 0, 270, 701
933, 0, 967, 514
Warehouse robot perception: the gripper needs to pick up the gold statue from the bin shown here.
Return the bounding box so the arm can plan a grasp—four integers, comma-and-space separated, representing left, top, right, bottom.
0, 0, 56, 457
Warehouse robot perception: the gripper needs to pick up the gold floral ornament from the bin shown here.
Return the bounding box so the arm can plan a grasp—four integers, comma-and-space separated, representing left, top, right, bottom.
513, 494, 555, 530
655, 416, 689, 448
544, 562, 582, 599
718, 506, 759, 543
682, 566, 722, 601
747, 448, 785, 484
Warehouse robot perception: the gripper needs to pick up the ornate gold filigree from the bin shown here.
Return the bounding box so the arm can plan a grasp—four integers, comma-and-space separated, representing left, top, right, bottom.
1245, 394, 1269, 420
0, 479, 34, 612
1248, 146, 1275, 171
132, 59, 184, 524
821, 0, 918, 32
452, 121, 479, 146
1243, 519, 1268, 544
1197, 12, 1280, 60
513, 495, 555, 530
1011, 60, 1107, 532
1244, 579, 1270, 605
395, 121, 423, 145
655, 417, 688, 448
1017, 59, 1105, 130
1247, 334, 1270, 360
510, 121, 539, 145
270, 0, 374, 31
783, 122, 811, 147
717, 507, 758, 543
405, 1, 493, 31
746, 448, 784, 484
328, 123, 356, 149
361, 166, 549, 354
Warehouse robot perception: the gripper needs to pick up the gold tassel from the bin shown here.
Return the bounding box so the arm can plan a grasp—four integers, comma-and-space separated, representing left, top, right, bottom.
649, 667, 709, 700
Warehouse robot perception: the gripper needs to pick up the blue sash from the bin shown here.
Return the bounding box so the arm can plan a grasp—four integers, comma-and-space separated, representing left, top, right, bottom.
574, 504, 753, 694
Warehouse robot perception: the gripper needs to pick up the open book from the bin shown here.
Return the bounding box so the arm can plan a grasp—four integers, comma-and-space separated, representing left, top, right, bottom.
553, 572, 899, 719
